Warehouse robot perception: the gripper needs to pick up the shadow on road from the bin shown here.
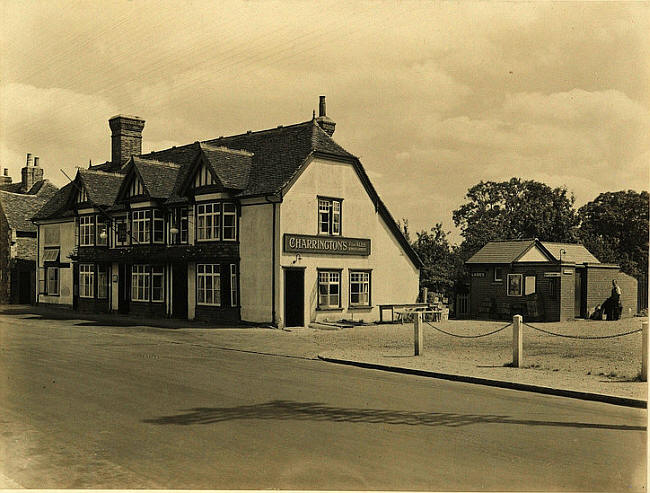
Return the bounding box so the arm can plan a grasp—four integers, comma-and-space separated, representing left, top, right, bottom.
143, 399, 646, 431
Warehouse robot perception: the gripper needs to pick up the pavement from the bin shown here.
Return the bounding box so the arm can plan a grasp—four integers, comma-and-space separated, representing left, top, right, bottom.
0, 306, 646, 490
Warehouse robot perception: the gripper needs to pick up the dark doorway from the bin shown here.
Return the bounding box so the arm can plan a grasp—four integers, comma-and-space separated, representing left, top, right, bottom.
575, 269, 586, 318
18, 270, 32, 304
118, 264, 130, 314
172, 263, 188, 318
284, 269, 304, 327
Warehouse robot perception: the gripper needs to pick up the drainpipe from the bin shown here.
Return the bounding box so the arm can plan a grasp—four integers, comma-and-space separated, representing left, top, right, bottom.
265, 193, 282, 327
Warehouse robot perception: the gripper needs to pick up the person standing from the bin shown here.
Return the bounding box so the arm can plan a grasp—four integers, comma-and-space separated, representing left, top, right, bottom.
611, 279, 622, 320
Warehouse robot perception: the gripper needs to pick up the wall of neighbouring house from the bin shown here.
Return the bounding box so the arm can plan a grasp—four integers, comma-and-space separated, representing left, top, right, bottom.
0, 212, 10, 303
38, 221, 76, 306
586, 266, 638, 318
239, 201, 274, 323
279, 157, 420, 326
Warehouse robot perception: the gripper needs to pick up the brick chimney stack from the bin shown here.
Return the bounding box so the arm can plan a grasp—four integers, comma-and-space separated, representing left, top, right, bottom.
316, 95, 336, 136
0, 168, 11, 185
109, 115, 145, 169
21, 153, 43, 192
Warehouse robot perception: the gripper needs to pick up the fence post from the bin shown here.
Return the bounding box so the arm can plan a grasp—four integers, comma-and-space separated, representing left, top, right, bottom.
642, 321, 648, 382
414, 312, 423, 356
513, 315, 523, 368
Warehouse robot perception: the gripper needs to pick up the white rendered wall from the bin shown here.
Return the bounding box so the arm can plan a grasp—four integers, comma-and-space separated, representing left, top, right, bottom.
279, 157, 420, 326
38, 220, 76, 306
239, 201, 274, 323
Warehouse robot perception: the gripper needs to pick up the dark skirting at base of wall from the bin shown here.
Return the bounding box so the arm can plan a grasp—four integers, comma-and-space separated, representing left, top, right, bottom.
195, 305, 240, 323
77, 297, 111, 313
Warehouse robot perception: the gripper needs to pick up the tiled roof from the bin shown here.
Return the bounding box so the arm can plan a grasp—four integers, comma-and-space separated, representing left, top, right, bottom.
199, 143, 252, 190
132, 158, 181, 199
0, 182, 25, 193
33, 182, 76, 220
466, 239, 601, 265
78, 169, 124, 207
0, 181, 59, 232
540, 242, 601, 264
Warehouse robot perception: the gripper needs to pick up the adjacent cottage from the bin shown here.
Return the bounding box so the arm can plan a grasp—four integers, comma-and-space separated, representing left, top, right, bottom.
465, 239, 638, 321
0, 155, 58, 303
33, 98, 422, 327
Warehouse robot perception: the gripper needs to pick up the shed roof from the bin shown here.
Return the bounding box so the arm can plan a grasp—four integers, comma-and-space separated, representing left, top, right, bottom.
466, 239, 601, 265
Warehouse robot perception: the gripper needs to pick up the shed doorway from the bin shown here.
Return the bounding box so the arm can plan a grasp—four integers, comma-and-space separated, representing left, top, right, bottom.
284, 268, 304, 327
575, 268, 586, 318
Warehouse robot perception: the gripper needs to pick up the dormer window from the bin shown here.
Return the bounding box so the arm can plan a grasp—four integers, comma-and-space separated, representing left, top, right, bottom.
318, 197, 341, 236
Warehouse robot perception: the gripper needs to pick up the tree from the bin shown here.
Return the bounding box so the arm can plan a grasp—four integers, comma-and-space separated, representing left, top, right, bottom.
578, 190, 649, 279
452, 178, 580, 257
411, 223, 463, 294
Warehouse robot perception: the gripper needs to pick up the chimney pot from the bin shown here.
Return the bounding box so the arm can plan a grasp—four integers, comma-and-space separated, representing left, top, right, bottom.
3, 168, 8, 176
319, 96, 326, 117
26, 153, 33, 167
33, 156, 39, 167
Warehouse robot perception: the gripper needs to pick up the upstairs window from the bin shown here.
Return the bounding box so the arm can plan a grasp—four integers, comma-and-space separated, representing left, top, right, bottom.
96, 217, 108, 246
152, 210, 165, 244
170, 208, 189, 244
132, 210, 151, 244
223, 203, 237, 240
43, 225, 60, 246
318, 198, 341, 236
196, 203, 221, 241
79, 216, 95, 246
113, 216, 129, 246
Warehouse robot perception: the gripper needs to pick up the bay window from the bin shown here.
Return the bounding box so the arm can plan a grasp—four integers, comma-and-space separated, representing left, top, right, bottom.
79, 216, 95, 246
131, 264, 150, 301
223, 203, 237, 240
79, 264, 94, 298
96, 218, 108, 246
197, 264, 221, 306
196, 203, 221, 241
132, 210, 151, 244
152, 210, 165, 243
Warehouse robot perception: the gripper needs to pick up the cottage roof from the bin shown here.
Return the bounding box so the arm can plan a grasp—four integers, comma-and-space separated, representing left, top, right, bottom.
0, 181, 58, 232
32, 182, 76, 221
466, 239, 601, 265
199, 143, 253, 191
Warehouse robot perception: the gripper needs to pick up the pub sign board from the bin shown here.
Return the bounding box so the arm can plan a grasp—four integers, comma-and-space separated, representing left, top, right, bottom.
283, 233, 371, 256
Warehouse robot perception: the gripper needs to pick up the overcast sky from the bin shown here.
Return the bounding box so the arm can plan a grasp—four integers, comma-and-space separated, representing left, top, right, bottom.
1, 1, 648, 243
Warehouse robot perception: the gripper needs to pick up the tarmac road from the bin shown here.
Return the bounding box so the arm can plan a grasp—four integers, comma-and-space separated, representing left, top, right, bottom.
0, 311, 646, 490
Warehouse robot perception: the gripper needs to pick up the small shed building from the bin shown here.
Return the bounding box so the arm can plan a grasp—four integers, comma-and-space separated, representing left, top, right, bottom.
465, 239, 638, 322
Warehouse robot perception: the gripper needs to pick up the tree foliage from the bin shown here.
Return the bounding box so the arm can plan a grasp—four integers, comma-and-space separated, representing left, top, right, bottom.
578, 190, 649, 279
410, 223, 464, 294
452, 178, 580, 257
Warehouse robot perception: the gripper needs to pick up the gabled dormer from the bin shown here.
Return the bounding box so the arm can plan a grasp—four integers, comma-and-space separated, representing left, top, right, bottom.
128, 174, 146, 198
115, 159, 150, 204
193, 159, 219, 188
75, 184, 89, 205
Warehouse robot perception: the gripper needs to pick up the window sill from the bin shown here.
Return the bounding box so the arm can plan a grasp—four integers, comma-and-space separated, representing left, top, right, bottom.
316, 307, 343, 312
348, 305, 373, 310
197, 304, 223, 307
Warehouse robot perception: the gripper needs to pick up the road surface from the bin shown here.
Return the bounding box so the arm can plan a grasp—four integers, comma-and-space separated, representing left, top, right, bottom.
0, 309, 646, 490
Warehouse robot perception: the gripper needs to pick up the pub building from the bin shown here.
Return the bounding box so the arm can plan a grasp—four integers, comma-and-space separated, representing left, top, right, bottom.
33, 97, 422, 327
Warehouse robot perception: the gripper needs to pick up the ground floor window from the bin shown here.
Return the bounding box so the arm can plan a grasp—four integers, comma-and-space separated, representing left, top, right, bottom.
152, 266, 164, 302
318, 270, 341, 308
79, 264, 94, 298
97, 268, 108, 299
47, 267, 60, 295
349, 271, 370, 306
507, 273, 523, 297
132, 265, 150, 301
230, 264, 238, 306
197, 264, 220, 306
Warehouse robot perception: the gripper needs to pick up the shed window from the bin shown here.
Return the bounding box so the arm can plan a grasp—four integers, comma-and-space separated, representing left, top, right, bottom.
494, 267, 503, 282
525, 275, 536, 296
507, 274, 523, 297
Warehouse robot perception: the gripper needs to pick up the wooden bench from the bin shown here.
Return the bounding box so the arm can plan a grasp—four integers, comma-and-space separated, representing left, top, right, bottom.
379, 303, 430, 323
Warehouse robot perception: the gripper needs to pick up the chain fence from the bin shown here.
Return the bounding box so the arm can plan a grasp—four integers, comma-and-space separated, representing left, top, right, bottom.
522, 322, 643, 340
424, 321, 512, 339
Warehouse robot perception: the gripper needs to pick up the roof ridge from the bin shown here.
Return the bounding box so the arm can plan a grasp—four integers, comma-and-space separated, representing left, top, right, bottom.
135, 157, 181, 169
0, 189, 44, 198
79, 169, 124, 177
200, 142, 254, 157
204, 119, 313, 144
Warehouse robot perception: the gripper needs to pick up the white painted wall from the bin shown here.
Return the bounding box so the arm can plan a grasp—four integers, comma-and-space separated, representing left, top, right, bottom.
239, 201, 274, 323
279, 157, 420, 326
37, 220, 76, 306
